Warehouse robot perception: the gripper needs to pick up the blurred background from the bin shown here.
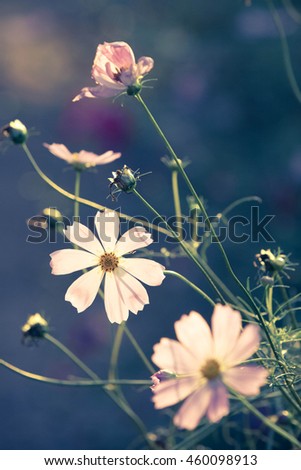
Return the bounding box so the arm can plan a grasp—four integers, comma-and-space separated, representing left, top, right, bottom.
0, 0, 301, 449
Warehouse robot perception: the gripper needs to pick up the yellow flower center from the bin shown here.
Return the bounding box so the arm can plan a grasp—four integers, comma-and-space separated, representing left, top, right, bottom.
99, 253, 119, 272
201, 359, 221, 380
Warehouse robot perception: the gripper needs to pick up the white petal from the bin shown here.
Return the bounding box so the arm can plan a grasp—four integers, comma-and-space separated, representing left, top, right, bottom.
173, 384, 212, 430
65, 267, 104, 313
212, 304, 242, 360
152, 377, 199, 409
206, 380, 229, 423
64, 222, 103, 256
43, 143, 73, 163
223, 366, 268, 396
50, 249, 99, 275
174, 311, 213, 363
119, 258, 165, 286
114, 268, 149, 314
94, 210, 119, 252
114, 227, 153, 256
104, 272, 129, 324
152, 338, 199, 374
77, 150, 121, 165
225, 324, 261, 367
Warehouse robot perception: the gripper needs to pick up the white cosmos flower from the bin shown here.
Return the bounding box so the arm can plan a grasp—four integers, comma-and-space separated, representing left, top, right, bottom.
49, 210, 165, 323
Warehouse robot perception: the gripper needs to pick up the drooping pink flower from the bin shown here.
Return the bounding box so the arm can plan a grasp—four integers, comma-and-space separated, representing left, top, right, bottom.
151, 305, 268, 430
73, 41, 154, 101
49, 210, 165, 323
44, 143, 121, 170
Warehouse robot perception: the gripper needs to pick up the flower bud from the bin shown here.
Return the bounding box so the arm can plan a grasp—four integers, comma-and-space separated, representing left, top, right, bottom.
2, 119, 28, 144
109, 165, 138, 195
22, 313, 48, 341
151, 370, 177, 389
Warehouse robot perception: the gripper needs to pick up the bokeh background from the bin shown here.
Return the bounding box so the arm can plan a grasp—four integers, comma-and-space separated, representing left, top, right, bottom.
1, 0, 301, 449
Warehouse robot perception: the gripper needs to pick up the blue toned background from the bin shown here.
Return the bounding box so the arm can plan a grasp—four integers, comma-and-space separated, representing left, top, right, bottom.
0, 0, 301, 449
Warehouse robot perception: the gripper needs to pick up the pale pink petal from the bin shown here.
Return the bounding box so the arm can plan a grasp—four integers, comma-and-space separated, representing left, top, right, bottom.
65, 267, 104, 313
223, 366, 268, 396
152, 377, 199, 409
100, 42, 136, 69
104, 272, 129, 323
72, 85, 122, 102
114, 227, 153, 256
212, 304, 242, 360
206, 380, 229, 423
64, 222, 103, 256
113, 268, 149, 314
76, 150, 121, 166
50, 249, 99, 275
173, 384, 212, 430
94, 210, 119, 252
137, 56, 154, 75
152, 338, 200, 374
174, 311, 214, 363
224, 324, 261, 367
43, 143, 73, 163
119, 258, 165, 286
92, 64, 125, 88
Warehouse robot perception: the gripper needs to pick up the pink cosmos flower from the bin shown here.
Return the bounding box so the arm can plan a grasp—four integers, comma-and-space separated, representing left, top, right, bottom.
44, 143, 121, 170
73, 41, 154, 101
49, 210, 165, 323
151, 305, 268, 430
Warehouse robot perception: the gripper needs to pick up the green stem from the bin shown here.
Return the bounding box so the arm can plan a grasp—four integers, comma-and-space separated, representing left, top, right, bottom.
132, 188, 226, 303
21, 143, 171, 237
276, 273, 298, 329
74, 170, 81, 220
231, 388, 301, 449
109, 323, 125, 383
123, 325, 155, 374
171, 170, 183, 240
164, 270, 216, 307
0, 359, 151, 386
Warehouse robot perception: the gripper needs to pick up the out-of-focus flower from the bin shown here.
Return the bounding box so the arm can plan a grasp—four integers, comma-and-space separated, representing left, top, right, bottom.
151, 305, 267, 430
2, 119, 28, 144
161, 155, 190, 171
49, 210, 165, 323
22, 313, 48, 341
73, 41, 154, 101
43, 143, 121, 171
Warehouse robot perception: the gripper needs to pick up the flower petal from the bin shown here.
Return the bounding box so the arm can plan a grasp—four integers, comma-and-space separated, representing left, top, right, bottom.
65, 267, 104, 313
114, 268, 149, 314
152, 377, 199, 409
225, 324, 261, 367
137, 56, 154, 75
104, 272, 129, 324
119, 258, 165, 286
174, 311, 213, 363
99, 42, 136, 69
114, 227, 153, 256
77, 150, 121, 166
206, 380, 229, 423
94, 210, 119, 252
43, 143, 73, 163
50, 249, 99, 275
64, 222, 103, 256
212, 304, 242, 360
152, 338, 200, 374
72, 85, 122, 102
223, 366, 268, 396
173, 384, 212, 430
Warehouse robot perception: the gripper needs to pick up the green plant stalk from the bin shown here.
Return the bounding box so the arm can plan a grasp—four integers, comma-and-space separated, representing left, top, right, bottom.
171, 170, 183, 240
132, 188, 226, 303
21, 143, 171, 237
164, 270, 216, 307
74, 169, 81, 220
123, 325, 155, 374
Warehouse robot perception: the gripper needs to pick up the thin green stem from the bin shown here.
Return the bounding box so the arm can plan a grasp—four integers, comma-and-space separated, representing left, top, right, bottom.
123, 325, 155, 374
74, 170, 81, 220
230, 388, 301, 449
276, 273, 298, 329
171, 170, 183, 240
268, 0, 301, 103
109, 323, 125, 383
0, 359, 151, 386
164, 270, 216, 307
132, 188, 226, 302
44, 333, 99, 381
21, 143, 171, 237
